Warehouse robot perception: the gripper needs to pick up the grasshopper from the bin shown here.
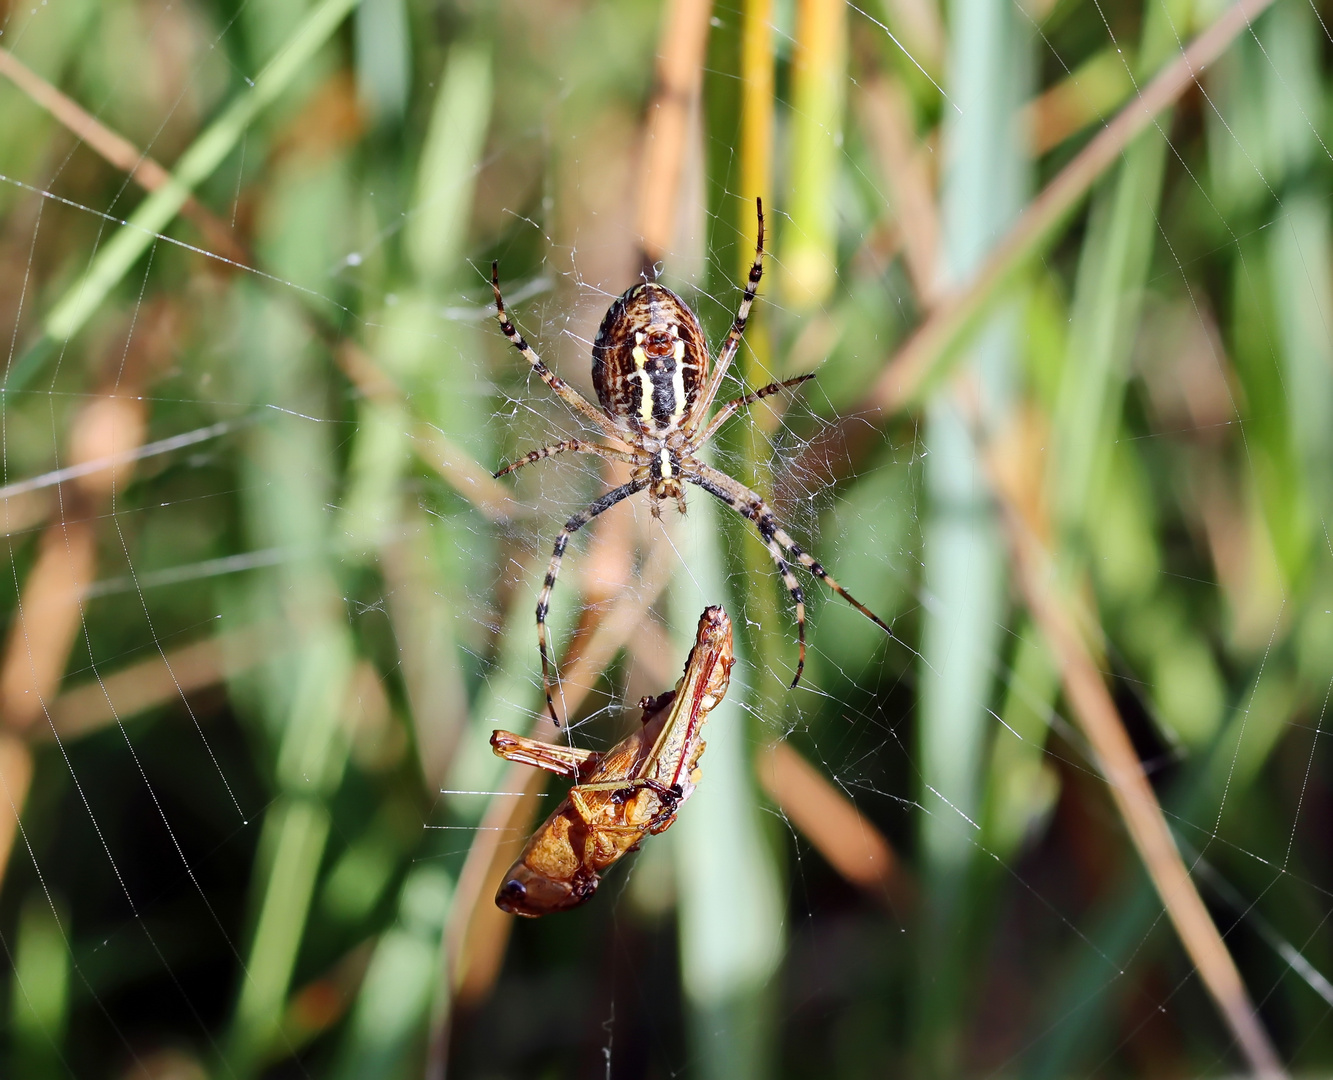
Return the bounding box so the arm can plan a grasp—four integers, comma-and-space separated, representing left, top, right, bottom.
491, 605, 734, 916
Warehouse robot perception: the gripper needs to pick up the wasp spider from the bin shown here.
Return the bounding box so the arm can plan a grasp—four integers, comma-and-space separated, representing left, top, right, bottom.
492, 199, 891, 725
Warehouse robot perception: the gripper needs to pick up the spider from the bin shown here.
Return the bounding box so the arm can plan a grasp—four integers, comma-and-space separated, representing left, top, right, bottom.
491, 198, 891, 726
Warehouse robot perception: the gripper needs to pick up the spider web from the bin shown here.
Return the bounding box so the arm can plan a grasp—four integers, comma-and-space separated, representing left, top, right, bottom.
0, 0, 1328, 1077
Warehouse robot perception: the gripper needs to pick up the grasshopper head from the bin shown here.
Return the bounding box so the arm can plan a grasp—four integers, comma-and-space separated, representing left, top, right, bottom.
495, 862, 598, 917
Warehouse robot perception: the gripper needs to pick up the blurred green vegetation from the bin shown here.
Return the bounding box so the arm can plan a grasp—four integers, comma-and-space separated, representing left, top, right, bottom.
0, 0, 1329, 1076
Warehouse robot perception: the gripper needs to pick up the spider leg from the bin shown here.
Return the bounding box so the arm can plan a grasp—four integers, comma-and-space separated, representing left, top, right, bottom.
694, 198, 765, 418
494, 439, 639, 478
537, 478, 650, 726
687, 373, 815, 450
758, 541, 807, 684
684, 462, 892, 687
491, 263, 626, 441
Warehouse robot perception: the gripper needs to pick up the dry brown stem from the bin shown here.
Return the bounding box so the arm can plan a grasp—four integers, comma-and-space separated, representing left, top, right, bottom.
0, 302, 176, 887
0, 734, 35, 885
44, 628, 270, 742
68, 397, 149, 498
0, 509, 96, 893
411, 424, 520, 523
0, 512, 96, 733
1023, 50, 1130, 156
865, 0, 1275, 416
856, 75, 940, 305
0, 491, 53, 537
636, 0, 715, 269
757, 740, 909, 906
0, 47, 247, 264
986, 415, 1286, 1078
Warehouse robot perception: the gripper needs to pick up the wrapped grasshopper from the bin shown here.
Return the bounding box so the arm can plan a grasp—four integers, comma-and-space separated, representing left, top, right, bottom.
491, 606, 734, 916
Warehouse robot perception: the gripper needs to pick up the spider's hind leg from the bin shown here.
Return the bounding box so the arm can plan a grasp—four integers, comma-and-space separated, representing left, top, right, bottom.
491, 262, 624, 441
694, 198, 766, 418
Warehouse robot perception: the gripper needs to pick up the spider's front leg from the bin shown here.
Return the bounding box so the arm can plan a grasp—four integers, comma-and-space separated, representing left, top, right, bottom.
535, 478, 650, 726
683, 461, 894, 689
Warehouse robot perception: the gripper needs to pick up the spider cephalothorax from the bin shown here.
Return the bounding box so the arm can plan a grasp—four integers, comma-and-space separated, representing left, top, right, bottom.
491, 198, 892, 725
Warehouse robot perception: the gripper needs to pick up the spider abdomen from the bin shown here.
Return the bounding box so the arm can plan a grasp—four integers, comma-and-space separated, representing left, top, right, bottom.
591, 283, 710, 438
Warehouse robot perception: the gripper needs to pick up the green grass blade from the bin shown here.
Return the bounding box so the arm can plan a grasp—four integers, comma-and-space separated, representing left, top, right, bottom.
408, 42, 492, 286
1049, 0, 1185, 535
914, 0, 1030, 1064
1269, 193, 1333, 517
333, 868, 453, 1079
228, 797, 333, 1071
355, 0, 412, 126
222, 282, 357, 1075
982, 623, 1060, 854
780, 0, 847, 309
10, 894, 70, 1080
671, 485, 784, 1080
17, 0, 360, 381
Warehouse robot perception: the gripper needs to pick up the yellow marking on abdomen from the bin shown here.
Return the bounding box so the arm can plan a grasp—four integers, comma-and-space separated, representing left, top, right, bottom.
632, 345, 654, 425
670, 340, 688, 424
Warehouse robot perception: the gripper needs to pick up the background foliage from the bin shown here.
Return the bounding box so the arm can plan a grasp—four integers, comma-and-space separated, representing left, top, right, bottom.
0, 0, 1329, 1076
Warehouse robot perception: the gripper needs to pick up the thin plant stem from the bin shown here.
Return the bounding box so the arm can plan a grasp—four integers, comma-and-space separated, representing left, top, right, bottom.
636, 0, 715, 272
0, 47, 246, 261
984, 409, 1287, 1078
9, 0, 362, 390
794, 0, 1279, 487
867, 0, 1276, 415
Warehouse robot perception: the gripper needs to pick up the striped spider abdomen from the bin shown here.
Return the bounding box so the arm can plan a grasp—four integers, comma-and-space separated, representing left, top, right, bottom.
591, 283, 710, 438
